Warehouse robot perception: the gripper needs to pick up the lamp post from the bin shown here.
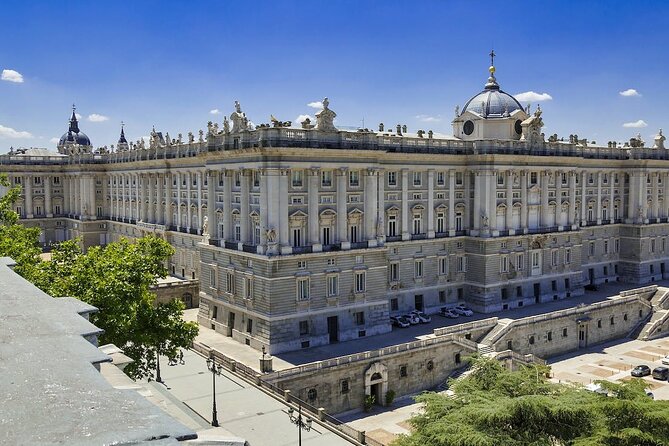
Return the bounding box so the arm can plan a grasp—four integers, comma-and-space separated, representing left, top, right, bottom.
206, 354, 223, 427
287, 404, 312, 446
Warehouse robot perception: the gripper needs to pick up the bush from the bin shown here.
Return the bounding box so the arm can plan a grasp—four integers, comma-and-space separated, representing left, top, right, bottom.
364, 394, 375, 412
385, 389, 396, 406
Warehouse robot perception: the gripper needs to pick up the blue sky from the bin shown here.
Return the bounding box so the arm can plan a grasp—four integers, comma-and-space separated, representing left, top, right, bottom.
1, 0, 668, 152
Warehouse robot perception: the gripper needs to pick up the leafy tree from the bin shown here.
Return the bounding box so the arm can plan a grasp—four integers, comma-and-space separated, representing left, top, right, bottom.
393, 356, 669, 446
0, 173, 41, 276
29, 235, 199, 380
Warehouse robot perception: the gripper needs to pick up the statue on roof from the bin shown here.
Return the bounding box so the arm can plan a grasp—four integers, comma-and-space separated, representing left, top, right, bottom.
230, 101, 249, 133
654, 129, 666, 149
315, 97, 337, 131
223, 116, 230, 133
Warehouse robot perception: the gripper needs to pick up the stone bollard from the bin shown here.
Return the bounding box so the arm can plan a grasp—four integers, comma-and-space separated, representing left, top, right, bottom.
358, 430, 366, 444
230, 360, 236, 373
284, 389, 291, 403
318, 407, 326, 421
255, 374, 262, 386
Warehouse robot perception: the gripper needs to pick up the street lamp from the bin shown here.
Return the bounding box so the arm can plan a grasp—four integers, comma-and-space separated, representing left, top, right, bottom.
287, 404, 312, 446
206, 354, 224, 427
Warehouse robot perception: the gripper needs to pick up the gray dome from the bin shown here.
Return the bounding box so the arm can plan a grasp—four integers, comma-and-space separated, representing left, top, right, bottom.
59, 130, 91, 147
462, 89, 523, 118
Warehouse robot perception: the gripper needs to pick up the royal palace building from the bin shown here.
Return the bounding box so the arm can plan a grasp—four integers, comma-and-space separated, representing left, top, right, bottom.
3, 62, 669, 353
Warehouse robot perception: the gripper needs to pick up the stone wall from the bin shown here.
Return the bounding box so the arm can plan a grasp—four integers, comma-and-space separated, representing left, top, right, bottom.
152, 279, 199, 308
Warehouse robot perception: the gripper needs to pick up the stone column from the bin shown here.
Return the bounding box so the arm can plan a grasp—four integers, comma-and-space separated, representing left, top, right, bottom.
140, 174, 147, 222
63, 176, 70, 215
609, 171, 615, 221
336, 168, 349, 249
176, 172, 182, 230
505, 171, 513, 232
401, 169, 409, 240
279, 169, 291, 254
427, 169, 435, 238
259, 169, 268, 253
148, 174, 155, 223
156, 174, 163, 224
580, 171, 587, 226
240, 169, 250, 245
102, 175, 108, 219
364, 168, 379, 246
308, 168, 321, 250
24, 176, 33, 218
541, 170, 550, 228
377, 168, 385, 244
567, 170, 578, 229
197, 171, 204, 233
186, 172, 192, 232
664, 172, 669, 219
596, 171, 602, 225
520, 170, 528, 232
652, 173, 659, 220
473, 172, 481, 231
207, 170, 216, 241
223, 170, 232, 241
448, 170, 455, 235
464, 171, 471, 231
45, 175, 53, 217
555, 170, 562, 229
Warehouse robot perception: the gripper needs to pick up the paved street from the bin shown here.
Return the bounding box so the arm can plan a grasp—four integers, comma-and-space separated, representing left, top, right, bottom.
150, 348, 354, 446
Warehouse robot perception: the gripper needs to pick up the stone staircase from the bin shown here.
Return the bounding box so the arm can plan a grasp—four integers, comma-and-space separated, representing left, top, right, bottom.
479, 318, 514, 347
634, 286, 669, 340
638, 309, 669, 340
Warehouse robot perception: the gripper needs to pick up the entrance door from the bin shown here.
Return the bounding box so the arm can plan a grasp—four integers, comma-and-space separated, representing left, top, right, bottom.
662, 263, 666, 279
534, 283, 541, 303
578, 324, 587, 348
588, 268, 595, 285
327, 316, 339, 343
227, 312, 235, 337
414, 294, 424, 311
370, 383, 382, 405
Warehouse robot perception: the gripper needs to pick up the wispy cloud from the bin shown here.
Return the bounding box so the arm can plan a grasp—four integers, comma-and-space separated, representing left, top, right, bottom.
1, 69, 24, 83
619, 88, 640, 97
0, 124, 33, 139
49, 137, 60, 144
514, 91, 552, 102
294, 114, 313, 125
87, 113, 109, 122
623, 119, 648, 128
415, 114, 441, 123
75, 113, 82, 120
307, 101, 323, 109
210, 109, 221, 115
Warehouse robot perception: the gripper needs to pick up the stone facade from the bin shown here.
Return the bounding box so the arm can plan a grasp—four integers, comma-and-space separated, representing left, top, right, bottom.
5, 62, 669, 353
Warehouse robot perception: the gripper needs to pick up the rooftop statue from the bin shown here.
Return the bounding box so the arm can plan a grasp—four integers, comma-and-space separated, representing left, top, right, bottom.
315, 97, 337, 132
231, 101, 249, 133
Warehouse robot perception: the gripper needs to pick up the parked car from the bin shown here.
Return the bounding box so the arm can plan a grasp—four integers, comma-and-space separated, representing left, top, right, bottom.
410, 310, 432, 324
584, 283, 598, 291
405, 313, 421, 325
390, 316, 410, 328
439, 307, 460, 318
631, 365, 651, 377
452, 304, 474, 316
652, 366, 669, 380
662, 355, 669, 365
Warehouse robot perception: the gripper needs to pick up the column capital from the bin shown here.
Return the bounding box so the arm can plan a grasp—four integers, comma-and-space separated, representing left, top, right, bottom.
309, 167, 320, 176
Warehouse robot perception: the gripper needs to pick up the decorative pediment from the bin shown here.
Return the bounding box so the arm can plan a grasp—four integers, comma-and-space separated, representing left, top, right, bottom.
348, 208, 363, 216
412, 204, 425, 212
386, 205, 400, 213
548, 200, 557, 206
512, 201, 522, 208
454, 202, 466, 209
435, 203, 448, 211
319, 208, 337, 217
231, 208, 240, 215
290, 210, 308, 219
496, 203, 507, 210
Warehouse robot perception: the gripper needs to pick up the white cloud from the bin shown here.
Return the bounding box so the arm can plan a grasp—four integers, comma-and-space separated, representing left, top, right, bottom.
415, 114, 441, 123
210, 109, 221, 115
75, 113, 82, 120
514, 91, 553, 102
619, 88, 640, 97
307, 101, 323, 109
1, 69, 24, 83
294, 114, 313, 125
0, 124, 33, 139
49, 137, 60, 144
623, 119, 648, 128
87, 113, 109, 122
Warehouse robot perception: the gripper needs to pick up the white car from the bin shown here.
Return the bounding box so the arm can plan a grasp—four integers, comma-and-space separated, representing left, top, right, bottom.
452, 304, 474, 316
410, 310, 432, 324
390, 316, 410, 328
405, 313, 421, 325
662, 355, 669, 366
440, 307, 460, 318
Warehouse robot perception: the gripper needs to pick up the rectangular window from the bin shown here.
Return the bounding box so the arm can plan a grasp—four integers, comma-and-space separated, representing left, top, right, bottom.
391, 298, 399, 311
530, 172, 538, 185
564, 248, 571, 264
614, 238, 620, 253
436, 212, 445, 233
516, 254, 524, 271
299, 320, 309, 336
327, 275, 339, 297
439, 257, 448, 275
291, 169, 303, 187
349, 170, 360, 187
226, 271, 235, 294
297, 278, 310, 300
414, 260, 423, 278
413, 171, 422, 186
388, 171, 397, 186
439, 290, 446, 303
604, 240, 609, 254
457, 256, 467, 273
354, 271, 366, 293
321, 170, 332, 187
244, 277, 253, 299
354, 311, 365, 325
455, 172, 463, 186
651, 239, 656, 253
589, 242, 595, 256
387, 215, 397, 237
551, 250, 558, 266
293, 228, 303, 247
246, 318, 253, 334
532, 251, 540, 267
210, 269, 217, 288
389, 262, 400, 282
437, 172, 445, 185
500, 255, 509, 273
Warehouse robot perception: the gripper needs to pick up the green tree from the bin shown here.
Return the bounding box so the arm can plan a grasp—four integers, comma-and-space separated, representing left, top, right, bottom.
30, 235, 199, 380
0, 173, 41, 277
393, 356, 669, 446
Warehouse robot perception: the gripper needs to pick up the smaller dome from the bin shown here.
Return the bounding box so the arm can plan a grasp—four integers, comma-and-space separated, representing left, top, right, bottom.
462, 90, 523, 118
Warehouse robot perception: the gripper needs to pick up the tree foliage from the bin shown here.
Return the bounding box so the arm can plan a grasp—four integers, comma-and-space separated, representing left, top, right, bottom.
0, 173, 41, 277
393, 356, 669, 446
28, 236, 198, 379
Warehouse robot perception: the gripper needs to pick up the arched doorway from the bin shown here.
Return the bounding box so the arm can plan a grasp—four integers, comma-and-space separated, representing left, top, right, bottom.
364, 362, 388, 406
